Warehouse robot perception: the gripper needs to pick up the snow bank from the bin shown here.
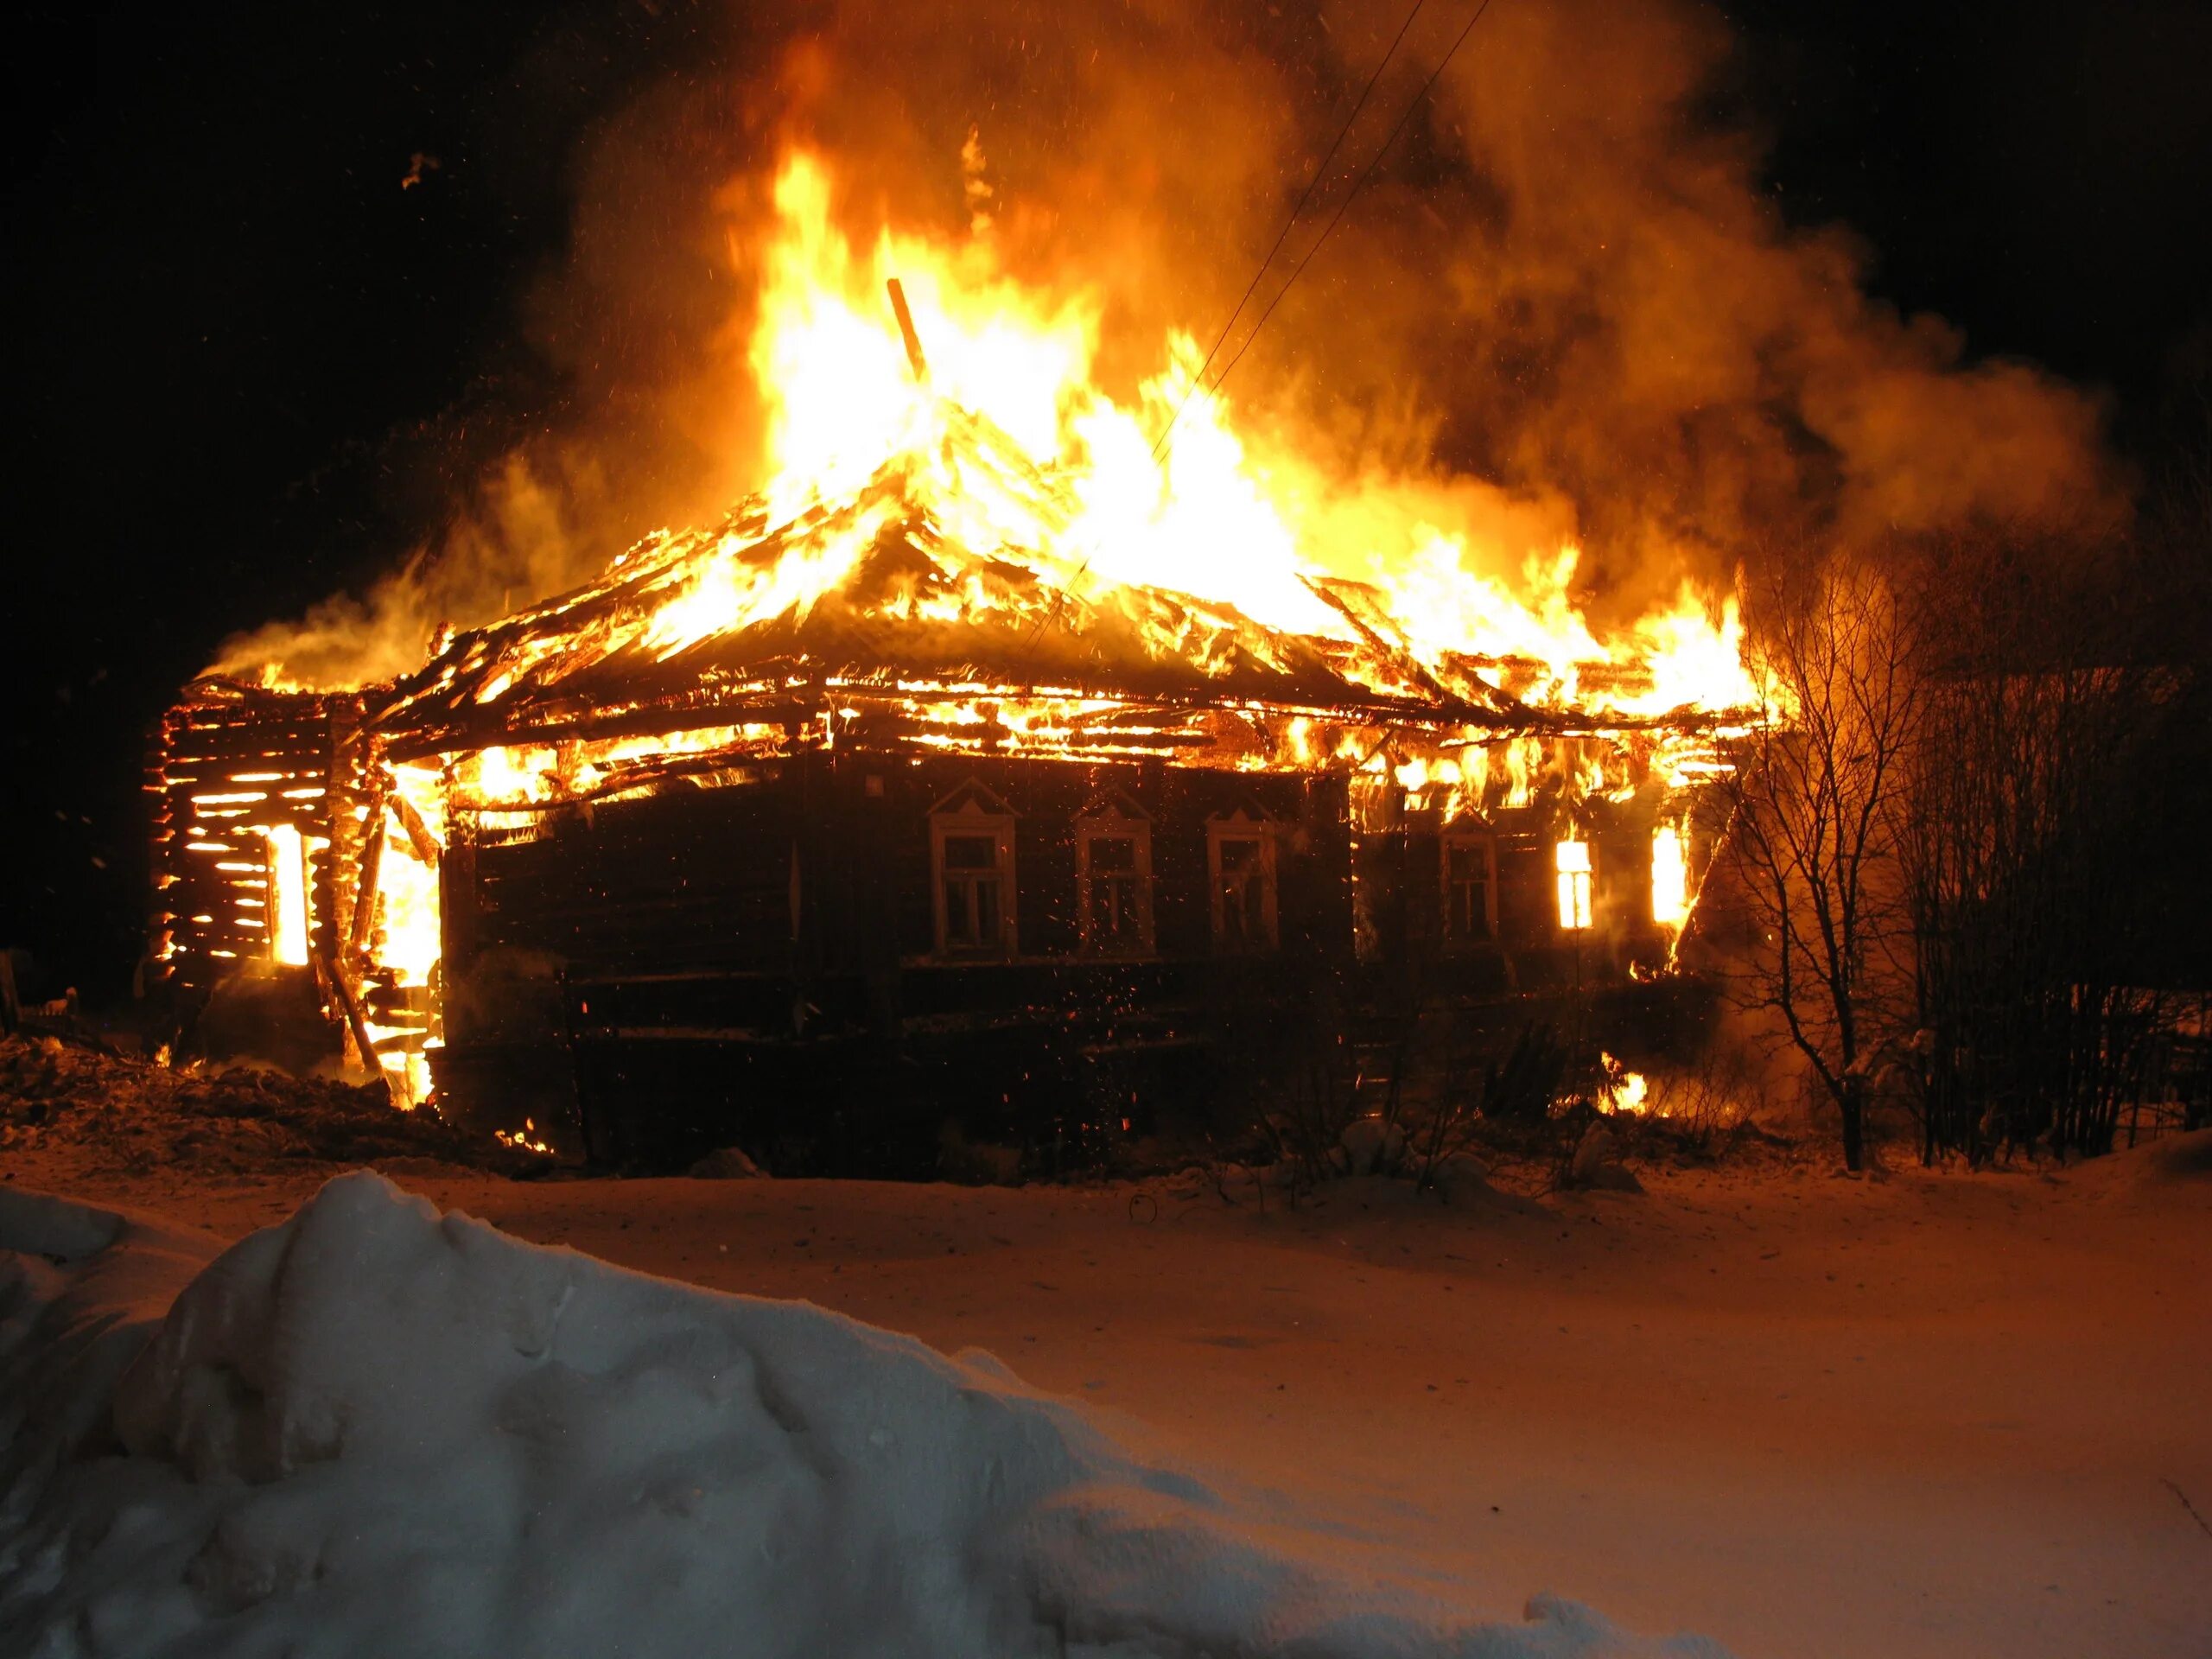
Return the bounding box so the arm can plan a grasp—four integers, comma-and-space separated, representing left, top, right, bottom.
1, 1173, 1734, 1658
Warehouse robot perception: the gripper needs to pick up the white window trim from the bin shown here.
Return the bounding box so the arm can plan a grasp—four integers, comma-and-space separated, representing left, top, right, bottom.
1075, 804, 1155, 957
1206, 811, 1279, 954
931, 797, 1018, 959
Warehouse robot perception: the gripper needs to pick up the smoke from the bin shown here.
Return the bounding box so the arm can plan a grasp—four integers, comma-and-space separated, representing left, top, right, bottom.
209, 458, 600, 689
213, 0, 2119, 687
1416, 0, 2114, 582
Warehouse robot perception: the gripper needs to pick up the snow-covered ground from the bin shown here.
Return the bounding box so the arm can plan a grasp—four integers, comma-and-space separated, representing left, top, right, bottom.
5, 1129, 2209, 1657
3, 1172, 1730, 1657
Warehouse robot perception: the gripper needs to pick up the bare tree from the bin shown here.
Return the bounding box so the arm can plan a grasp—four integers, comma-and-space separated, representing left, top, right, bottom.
1717, 557, 1924, 1171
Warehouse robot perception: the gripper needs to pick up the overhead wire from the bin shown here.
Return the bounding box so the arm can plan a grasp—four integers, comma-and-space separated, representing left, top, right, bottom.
1146, 0, 1431, 465
1198, 0, 1494, 410
1021, 0, 1499, 658
1018, 3, 1431, 658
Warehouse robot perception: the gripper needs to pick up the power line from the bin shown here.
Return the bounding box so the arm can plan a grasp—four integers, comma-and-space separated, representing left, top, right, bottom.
1022, 0, 1432, 656
1200, 0, 1494, 409
1022, 0, 1497, 657
1147, 0, 1431, 465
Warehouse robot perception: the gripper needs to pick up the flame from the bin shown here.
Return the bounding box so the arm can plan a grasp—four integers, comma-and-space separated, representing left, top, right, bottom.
376, 772, 445, 983
685, 149, 1756, 711
496, 1116, 556, 1157
356, 763, 446, 1106
360, 145, 1766, 798
1599, 1052, 1650, 1116
1629, 586, 1759, 717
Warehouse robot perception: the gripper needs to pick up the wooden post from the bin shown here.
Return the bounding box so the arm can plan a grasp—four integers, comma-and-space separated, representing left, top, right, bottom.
318, 939, 392, 1104
389, 790, 441, 868
349, 816, 386, 957
887, 278, 929, 382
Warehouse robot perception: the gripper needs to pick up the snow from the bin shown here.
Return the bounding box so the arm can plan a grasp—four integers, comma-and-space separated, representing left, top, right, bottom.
2, 1172, 1732, 1658
10, 1108, 2209, 1659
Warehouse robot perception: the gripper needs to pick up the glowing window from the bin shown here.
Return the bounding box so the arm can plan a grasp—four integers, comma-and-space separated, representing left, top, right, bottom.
264, 823, 311, 965
1555, 839, 1593, 931
1651, 824, 1689, 926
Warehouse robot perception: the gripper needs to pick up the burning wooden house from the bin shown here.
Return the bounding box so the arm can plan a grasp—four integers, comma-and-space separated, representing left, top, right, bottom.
148, 418, 1743, 1167
149, 181, 1759, 1166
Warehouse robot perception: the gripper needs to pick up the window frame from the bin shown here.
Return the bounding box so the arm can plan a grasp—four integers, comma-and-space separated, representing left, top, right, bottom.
1439, 825, 1498, 946
1554, 837, 1595, 933
930, 785, 1019, 960
1205, 807, 1279, 955
1074, 795, 1155, 957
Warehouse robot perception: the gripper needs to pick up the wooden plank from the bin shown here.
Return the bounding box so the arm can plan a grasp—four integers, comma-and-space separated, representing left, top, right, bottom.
349, 817, 385, 957
317, 938, 391, 1096
388, 790, 441, 867
164, 721, 334, 749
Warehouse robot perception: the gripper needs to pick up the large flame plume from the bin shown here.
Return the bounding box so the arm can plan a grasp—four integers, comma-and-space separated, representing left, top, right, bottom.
403, 146, 1760, 720
210, 1, 2110, 702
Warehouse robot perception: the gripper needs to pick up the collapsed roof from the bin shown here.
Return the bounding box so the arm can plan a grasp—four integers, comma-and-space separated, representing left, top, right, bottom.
370, 410, 1701, 766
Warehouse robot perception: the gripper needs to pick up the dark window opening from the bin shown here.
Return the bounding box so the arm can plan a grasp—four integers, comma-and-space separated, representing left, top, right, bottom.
1212, 832, 1271, 951
938, 830, 1009, 955
1444, 838, 1493, 941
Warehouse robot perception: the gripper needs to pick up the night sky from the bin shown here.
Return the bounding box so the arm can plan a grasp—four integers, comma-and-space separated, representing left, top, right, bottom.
6, 0, 2210, 1000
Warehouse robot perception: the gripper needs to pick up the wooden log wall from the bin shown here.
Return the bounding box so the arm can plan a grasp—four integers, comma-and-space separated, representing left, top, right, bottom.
458, 779, 799, 981
448, 754, 1357, 990
146, 687, 346, 996
430, 741, 1705, 1162
438, 747, 1700, 1033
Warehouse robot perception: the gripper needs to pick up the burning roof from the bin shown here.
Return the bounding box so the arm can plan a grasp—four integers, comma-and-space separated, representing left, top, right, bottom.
370, 406, 1567, 759
179, 143, 1772, 832
230, 149, 1768, 775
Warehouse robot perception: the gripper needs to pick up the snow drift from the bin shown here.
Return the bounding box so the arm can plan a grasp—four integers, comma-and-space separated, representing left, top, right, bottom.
0, 1173, 1733, 1657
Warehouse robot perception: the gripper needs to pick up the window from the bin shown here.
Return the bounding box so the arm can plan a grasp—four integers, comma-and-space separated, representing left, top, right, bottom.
1076, 794, 1154, 956
930, 782, 1017, 957
1441, 830, 1496, 943
940, 833, 1007, 951
1554, 838, 1593, 931
1650, 823, 1688, 925
1207, 806, 1278, 953
262, 823, 311, 966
